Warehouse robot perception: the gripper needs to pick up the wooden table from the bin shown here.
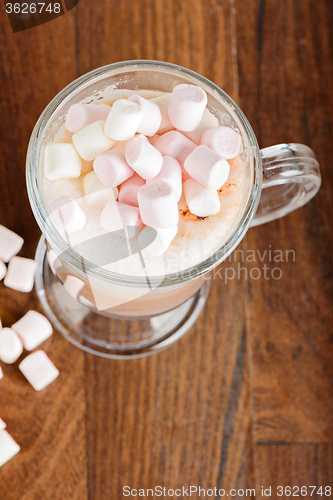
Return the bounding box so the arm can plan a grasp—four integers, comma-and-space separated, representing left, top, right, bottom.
0, 1, 332, 498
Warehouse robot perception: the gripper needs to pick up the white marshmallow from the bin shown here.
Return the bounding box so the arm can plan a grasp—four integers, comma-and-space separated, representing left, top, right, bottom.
83, 170, 118, 209
0, 225, 24, 263
4, 257, 36, 293
138, 225, 178, 256
0, 259, 6, 281
146, 156, 182, 201
183, 107, 219, 144
64, 276, 84, 300
0, 430, 20, 467
118, 174, 145, 207
72, 121, 115, 161
154, 131, 196, 166
183, 178, 221, 217
50, 197, 86, 233
200, 126, 242, 159
128, 94, 162, 136
19, 350, 59, 391
0, 328, 23, 364
93, 146, 134, 187
0, 419, 5, 430
12, 311, 53, 351
0, 366, 3, 380
168, 84, 208, 132
138, 181, 179, 229
125, 137, 163, 180
44, 143, 82, 181
104, 99, 143, 141
184, 145, 230, 189
65, 103, 109, 133
151, 95, 174, 133
100, 201, 142, 234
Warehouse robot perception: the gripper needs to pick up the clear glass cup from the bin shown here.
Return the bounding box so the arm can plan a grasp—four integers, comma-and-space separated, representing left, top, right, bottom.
26, 61, 321, 358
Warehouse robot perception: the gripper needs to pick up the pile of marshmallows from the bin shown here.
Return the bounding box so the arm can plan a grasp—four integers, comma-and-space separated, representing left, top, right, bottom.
0, 225, 59, 468
46, 84, 242, 255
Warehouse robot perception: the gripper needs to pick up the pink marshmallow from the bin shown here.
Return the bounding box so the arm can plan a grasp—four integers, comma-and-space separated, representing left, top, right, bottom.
154, 131, 197, 166
200, 126, 242, 159
125, 136, 163, 180
50, 197, 86, 233
93, 146, 134, 187
4, 257, 36, 293
146, 156, 182, 202
168, 84, 208, 132
65, 104, 109, 133
128, 95, 162, 136
100, 200, 142, 234
64, 276, 84, 300
12, 311, 53, 351
137, 181, 179, 229
184, 145, 230, 189
151, 95, 174, 133
118, 174, 145, 207
0, 225, 24, 263
19, 350, 59, 392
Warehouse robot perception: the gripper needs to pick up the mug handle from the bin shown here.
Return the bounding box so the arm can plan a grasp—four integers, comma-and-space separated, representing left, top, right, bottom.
250, 143, 321, 227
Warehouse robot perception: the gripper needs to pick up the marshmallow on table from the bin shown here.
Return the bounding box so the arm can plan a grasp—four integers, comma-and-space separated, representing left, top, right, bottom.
201, 126, 242, 159
4, 257, 36, 293
12, 311, 53, 351
65, 103, 110, 133
138, 181, 179, 229
104, 99, 143, 141
0, 328, 23, 364
183, 178, 221, 217
64, 276, 84, 300
0, 419, 5, 430
184, 145, 230, 189
118, 174, 145, 207
128, 94, 162, 136
151, 94, 174, 133
0, 225, 24, 263
50, 197, 86, 233
154, 131, 196, 166
44, 143, 82, 180
0, 259, 6, 281
0, 430, 20, 467
83, 170, 118, 209
183, 107, 219, 144
19, 350, 59, 391
94, 146, 134, 187
72, 121, 115, 161
168, 84, 208, 132
0, 365, 3, 380
146, 155, 182, 202
100, 201, 142, 235
138, 225, 178, 256
125, 136, 163, 180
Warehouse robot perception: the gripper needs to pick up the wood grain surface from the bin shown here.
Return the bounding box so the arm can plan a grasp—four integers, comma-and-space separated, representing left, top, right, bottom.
0, 0, 332, 499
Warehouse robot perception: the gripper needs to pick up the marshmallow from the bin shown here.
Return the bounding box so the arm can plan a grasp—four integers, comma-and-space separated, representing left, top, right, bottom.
93, 146, 134, 187
44, 143, 82, 180
154, 131, 196, 166
183, 178, 221, 217
151, 95, 174, 133
65, 103, 109, 133
19, 350, 59, 391
149, 134, 160, 146
168, 84, 207, 132
138, 225, 178, 256
104, 99, 143, 141
50, 197, 86, 233
64, 276, 84, 300
12, 311, 53, 351
0, 430, 20, 467
0, 225, 24, 263
146, 156, 182, 201
118, 174, 145, 207
0, 366, 3, 380
4, 257, 36, 293
138, 181, 179, 229
201, 126, 242, 159
0, 419, 5, 430
128, 94, 162, 136
72, 121, 115, 161
98, 103, 112, 112
83, 170, 118, 209
125, 137, 163, 180
0, 328, 23, 364
100, 201, 142, 234
184, 145, 230, 189
0, 259, 6, 281
183, 107, 219, 144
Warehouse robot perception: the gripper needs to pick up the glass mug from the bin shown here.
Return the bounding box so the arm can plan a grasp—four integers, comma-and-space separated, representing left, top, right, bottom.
26, 61, 321, 358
